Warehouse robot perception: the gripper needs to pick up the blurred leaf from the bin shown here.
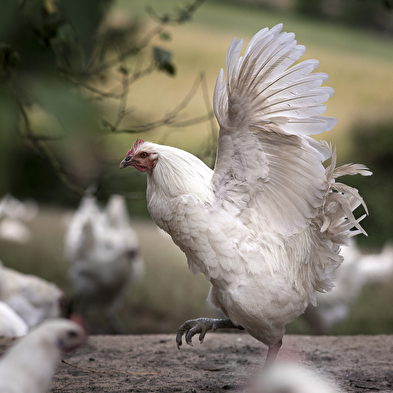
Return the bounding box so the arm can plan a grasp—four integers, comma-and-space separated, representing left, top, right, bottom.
160, 31, 171, 41
178, 10, 191, 23
153, 46, 176, 76
161, 63, 176, 76
119, 66, 129, 75
153, 47, 172, 64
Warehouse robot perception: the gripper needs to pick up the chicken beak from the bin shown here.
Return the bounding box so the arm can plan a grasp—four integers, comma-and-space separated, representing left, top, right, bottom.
120, 157, 133, 169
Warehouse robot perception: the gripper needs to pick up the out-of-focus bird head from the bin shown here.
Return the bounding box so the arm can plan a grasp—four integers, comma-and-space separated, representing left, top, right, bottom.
119, 138, 158, 173
40, 318, 87, 354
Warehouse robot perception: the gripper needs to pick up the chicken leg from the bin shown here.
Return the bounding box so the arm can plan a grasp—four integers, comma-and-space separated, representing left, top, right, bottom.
176, 317, 243, 349
265, 339, 282, 367
176, 317, 282, 366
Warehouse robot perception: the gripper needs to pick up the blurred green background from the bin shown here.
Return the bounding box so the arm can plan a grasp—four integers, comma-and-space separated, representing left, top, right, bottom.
1, 0, 393, 336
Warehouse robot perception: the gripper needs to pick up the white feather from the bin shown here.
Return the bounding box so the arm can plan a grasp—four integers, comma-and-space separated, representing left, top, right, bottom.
0, 301, 28, 337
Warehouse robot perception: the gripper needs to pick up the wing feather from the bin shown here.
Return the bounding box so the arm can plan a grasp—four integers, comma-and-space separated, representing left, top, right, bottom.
212, 24, 368, 241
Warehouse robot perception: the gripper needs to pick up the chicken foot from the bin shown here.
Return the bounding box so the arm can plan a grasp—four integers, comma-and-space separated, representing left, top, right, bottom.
176, 317, 244, 349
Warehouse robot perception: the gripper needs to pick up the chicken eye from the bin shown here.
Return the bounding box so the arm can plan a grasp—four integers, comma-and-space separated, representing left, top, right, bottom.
67, 330, 79, 338
140, 152, 148, 158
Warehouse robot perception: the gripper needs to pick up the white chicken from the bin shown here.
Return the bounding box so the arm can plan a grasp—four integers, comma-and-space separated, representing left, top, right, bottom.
0, 194, 38, 244
65, 194, 144, 333
0, 319, 86, 393
248, 361, 343, 393
354, 241, 393, 285
0, 194, 38, 222
0, 261, 63, 330
120, 24, 371, 364
0, 301, 28, 337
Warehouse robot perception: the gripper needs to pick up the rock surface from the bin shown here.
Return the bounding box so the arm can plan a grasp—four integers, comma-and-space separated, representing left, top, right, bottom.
1, 333, 392, 392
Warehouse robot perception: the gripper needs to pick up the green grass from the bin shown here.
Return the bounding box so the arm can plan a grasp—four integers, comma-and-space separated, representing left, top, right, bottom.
111, 0, 393, 161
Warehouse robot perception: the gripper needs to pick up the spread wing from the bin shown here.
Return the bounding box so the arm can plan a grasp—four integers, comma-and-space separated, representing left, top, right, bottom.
212, 24, 337, 236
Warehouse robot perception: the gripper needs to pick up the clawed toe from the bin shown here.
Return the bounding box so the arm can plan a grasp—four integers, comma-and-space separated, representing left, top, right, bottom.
176, 318, 213, 349
176, 318, 241, 350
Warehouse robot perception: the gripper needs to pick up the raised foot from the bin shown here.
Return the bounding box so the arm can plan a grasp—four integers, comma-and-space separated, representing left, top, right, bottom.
176, 318, 242, 349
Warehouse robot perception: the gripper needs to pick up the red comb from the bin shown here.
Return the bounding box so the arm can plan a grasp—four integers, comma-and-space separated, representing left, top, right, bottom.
70, 313, 89, 335
127, 138, 145, 156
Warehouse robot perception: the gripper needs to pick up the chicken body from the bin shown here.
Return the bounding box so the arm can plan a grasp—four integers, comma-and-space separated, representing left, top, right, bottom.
0, 301, 28, 337
120, 24, 370, 362
139, 144, 330, 348
0, 194, 38, 244
0, 261, 62, 330
65, 195, 144, 333
146, 152, 305, 345
0, 319, 86, 393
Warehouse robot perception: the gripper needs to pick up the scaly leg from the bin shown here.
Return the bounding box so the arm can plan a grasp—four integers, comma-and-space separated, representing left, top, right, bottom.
264, 339, 283, 367
176, 317, 244, 349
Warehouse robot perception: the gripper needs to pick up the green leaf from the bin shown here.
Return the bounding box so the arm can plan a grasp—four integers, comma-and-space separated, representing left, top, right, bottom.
162, 63, 176, 76
153, 46, 172, 64
160, 32, 171, 41
153, 47, 176, 76
119, 66, 129, 75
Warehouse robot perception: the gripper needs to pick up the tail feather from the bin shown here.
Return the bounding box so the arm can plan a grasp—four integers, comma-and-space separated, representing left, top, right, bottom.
320, 143, 371, 242
333, 163, 372, 178
304, 143, 371, 300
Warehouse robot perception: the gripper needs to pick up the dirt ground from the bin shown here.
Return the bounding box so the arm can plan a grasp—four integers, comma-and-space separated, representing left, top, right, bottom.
1, 333, 393, 392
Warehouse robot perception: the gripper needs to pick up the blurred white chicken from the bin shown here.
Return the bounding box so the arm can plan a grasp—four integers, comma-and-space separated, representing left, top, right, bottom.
355, 241, 393, 284
0, 261, 63, 330
0, 194, 38, 222
65, 194, 144, 333
304, 240, 393, 334
120, 24, 371, 364
0, 194, 38, 244
0, 301, 28, 337
248, 361, 343, 393
0, 319, 86, 393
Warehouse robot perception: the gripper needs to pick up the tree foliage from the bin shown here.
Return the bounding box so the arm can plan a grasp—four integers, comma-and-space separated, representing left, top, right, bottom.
0, 0, 209, 204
